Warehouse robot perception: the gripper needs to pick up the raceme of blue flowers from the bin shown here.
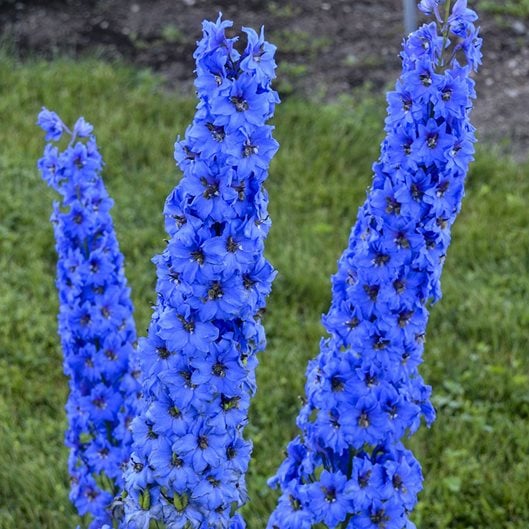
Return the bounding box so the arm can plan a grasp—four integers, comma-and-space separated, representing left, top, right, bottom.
37, 111, 141, 529
121, 15, 279, 529
267, 2, 482, 529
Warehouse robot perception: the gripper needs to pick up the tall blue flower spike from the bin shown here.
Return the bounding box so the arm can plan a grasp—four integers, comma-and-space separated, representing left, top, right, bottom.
122, 15, 279, 529
37, 110, 141, 529
267, 2, 481, 528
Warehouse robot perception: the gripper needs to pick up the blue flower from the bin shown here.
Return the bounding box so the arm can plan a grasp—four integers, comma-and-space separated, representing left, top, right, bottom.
123, 15, 279, 529
240, 26, 277, 84
37, 107, 65, 141
38, 111, 141, 528
268, 2, 481, 527
73, 116, 94, 138
307, 470, 353, 528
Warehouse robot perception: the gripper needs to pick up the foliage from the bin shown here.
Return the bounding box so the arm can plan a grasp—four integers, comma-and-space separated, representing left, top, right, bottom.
0, 53, 528, 529
477, 0, 529, 17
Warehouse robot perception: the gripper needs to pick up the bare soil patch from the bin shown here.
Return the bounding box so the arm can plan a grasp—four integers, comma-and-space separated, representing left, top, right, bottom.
1, 0, 528, 159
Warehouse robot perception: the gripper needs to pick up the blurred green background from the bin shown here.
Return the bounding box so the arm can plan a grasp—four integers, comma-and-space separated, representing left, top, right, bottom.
1, 4, 529, 527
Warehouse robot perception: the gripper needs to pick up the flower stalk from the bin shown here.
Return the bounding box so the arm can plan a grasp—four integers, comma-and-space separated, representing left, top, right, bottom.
37, 110, 141, 529
267, 2, 482, 528
122, 15, 279, 529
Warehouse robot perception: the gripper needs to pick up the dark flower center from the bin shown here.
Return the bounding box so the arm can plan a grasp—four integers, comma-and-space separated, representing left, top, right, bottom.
230, 96, 249, 112
364, 284, 379, 301
243, 274, 255, 289
392, 474, 407, 492
420, 72, 432, 87
191, 249, 204, 264
346, 316, 359, 329
398, 310, 413, 327
207, 475, 220, 487
359, 470, 371, 488
105, 348, 117, 361
370, 509, 389, 528
157, 347, 171, 359
182, 319, 195, 333
169, 406, 181, 418
206, 122, 225, 142
234, 182, 246, 201
395, 233, 410, 248
411, 183, 423, 200
147, 425, 158, 439
373, 336, 389, 350
171, 452, 183, 467
226, 236, 239, 253
208, 281, 223, 300
331, 376, 344, 392
358, 411, 370, 428
203, 182, 219, 199
373, 252, 390, 266
436, 180, 449, 197
212, 362, 226, 377
243, 142, 259, 157
324, 486, 337, 503
386, 196, 401, 214
365, 374, 377, 387
221, 395, 240, 411
289, 495, 302, 511
427, 133, 438, 148
173, 214, 186, 228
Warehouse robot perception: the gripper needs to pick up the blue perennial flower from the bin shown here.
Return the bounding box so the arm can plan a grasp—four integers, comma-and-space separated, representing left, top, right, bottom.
122, 15, 279, 529
37, 110, 141, 529
267, 2, 482, 528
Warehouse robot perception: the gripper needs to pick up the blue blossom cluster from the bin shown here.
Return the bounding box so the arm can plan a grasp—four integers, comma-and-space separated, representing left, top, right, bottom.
122, 15, 279, 529
268, 2, 481, 528
37, 109, 141, 529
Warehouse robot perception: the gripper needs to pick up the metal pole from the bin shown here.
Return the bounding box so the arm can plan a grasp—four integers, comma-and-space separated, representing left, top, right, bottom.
403, 0, 418, 35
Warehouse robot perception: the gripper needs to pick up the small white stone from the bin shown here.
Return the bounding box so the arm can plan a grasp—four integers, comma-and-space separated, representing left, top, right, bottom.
512, 20, 526, 35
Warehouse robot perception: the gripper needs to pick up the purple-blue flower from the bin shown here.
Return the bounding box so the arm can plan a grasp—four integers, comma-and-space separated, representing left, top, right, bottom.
123, 14, 279, 529
37, 110, 141, 528
268, 2, 481, 528
37, 107, 65, 141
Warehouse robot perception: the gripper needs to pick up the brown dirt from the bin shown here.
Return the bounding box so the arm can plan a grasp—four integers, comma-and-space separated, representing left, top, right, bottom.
1, 0, 528, 160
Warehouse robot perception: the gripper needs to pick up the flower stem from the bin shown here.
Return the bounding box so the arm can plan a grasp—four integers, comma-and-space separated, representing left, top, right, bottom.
438, 0, 453, 69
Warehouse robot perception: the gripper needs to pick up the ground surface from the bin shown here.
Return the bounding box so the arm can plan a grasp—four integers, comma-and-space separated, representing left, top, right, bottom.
0, 0, 528, 159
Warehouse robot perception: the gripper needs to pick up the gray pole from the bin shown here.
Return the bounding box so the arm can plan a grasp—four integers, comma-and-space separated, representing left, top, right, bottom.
403, 0, 418, 35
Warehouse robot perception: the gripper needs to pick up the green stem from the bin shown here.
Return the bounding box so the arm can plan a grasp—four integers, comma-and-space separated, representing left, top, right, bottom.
338, 514, 353, 529
437, 0, 453, 69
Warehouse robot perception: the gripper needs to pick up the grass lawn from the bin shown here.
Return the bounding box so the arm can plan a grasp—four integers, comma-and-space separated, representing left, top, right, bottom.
1, 54, 529, 529
477, 0, 529, 17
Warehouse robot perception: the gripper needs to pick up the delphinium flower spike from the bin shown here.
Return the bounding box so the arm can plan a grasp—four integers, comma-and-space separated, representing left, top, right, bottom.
122, 15, 279, 529
268, 2, 481, 528
37, 110, 141, 529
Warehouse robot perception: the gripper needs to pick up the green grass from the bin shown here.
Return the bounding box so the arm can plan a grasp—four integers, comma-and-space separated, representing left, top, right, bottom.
1, 53, 529, 529
477, 0, 529, 17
